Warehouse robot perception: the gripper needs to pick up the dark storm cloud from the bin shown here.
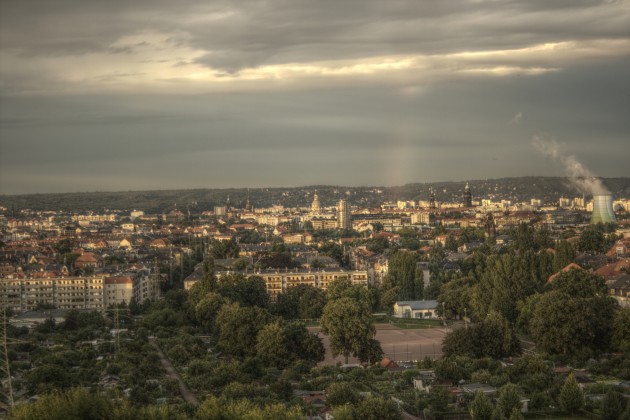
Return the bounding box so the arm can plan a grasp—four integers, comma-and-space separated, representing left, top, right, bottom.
2, 1, 627, 69
0, 0, 628, 193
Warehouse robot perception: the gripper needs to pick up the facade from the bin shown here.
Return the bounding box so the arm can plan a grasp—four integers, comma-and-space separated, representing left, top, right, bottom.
311, 218, 338, 230
1, 276, 105, 312
337, 199, 351, 229
186, 269, 369, 299
410, 212, 430, 225
393, 300, 439, 319
133, 269, 161, 304
104, 276, 133, 307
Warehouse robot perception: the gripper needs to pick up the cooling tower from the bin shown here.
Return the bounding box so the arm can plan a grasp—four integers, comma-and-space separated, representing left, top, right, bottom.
591, 194, 616, 224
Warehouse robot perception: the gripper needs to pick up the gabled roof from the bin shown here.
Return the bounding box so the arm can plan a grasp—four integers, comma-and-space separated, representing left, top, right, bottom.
547, 263, 583, 283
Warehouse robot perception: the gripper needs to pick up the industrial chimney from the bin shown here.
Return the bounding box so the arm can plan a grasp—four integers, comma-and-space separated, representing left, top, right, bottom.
591, 194, 616, 224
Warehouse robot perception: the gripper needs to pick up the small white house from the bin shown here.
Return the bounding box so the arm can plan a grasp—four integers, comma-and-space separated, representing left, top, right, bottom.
393, 300, 439, 319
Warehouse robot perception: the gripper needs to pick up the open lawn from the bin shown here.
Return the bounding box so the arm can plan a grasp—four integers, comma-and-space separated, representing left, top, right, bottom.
388, 318, 444, 329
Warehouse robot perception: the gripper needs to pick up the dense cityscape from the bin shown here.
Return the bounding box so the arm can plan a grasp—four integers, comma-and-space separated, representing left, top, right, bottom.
2, 0, 629, 418
0, 179, 629, 419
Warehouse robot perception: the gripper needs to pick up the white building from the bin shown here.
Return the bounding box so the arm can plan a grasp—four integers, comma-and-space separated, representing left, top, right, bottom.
393, 300, 439, 319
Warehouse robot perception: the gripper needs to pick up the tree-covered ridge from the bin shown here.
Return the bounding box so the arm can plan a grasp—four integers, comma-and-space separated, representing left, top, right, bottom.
2, 176, 628, 212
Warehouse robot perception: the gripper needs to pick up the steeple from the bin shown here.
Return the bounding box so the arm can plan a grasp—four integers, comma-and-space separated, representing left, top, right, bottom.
311, 191, 321, 213
245, 189, 252, 212
463, 182, 472, 207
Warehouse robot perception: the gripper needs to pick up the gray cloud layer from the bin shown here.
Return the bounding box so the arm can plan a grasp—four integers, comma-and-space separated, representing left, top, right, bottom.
1, 0, 628, 194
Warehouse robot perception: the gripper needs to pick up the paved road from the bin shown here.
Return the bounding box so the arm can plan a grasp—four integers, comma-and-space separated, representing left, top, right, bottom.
150, 338, 200, 406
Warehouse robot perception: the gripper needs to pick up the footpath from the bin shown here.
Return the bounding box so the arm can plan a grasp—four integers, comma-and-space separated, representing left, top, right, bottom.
149, 337, 200, 406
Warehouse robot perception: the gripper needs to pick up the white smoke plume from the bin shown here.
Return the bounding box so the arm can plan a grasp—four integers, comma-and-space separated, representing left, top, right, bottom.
532, 135, 610, 195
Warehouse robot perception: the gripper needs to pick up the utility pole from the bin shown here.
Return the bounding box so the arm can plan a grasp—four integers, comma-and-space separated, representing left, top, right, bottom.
1, 308, 14, 407
464, 307, 468, 330
114, 305, 120, 355
0, 304, 27, 409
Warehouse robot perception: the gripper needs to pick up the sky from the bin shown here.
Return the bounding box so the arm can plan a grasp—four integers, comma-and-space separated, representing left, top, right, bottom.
0, 0, 629, 194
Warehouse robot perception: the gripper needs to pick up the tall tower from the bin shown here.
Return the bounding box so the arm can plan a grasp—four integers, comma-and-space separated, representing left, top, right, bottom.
429, 187, 436, 209
463, 182, 472, 208
591, 194, 616, 224
311, 191, 321, 213
245, 189, 252, 212
484, 212, 496, 239
337, 199, 351, 229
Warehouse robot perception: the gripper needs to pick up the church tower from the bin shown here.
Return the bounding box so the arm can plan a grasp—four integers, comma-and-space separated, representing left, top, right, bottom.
311, 191, 321, 213
245, 189, 252, 212
463, 182, 472, 208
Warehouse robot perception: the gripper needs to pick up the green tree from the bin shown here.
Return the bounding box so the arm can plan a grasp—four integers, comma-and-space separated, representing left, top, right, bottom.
274, 284, 327, 320
578, 224, 607, 253
445, 234, 459, 252
553, 240, 576, 271
612, 306, 630, 352
196, 396, 303, 419
195, 292, 225, 333
319, 241, 344, 264
471, 252, 547, 323
443, 312, 520, 359
470, 391, 494, 420
379, 274, 400, 314
209, 238, 240, 259
511, 224, 552, 252
256, 321, 324, 368
495, 383, 521, 419
530, 270, 617, 358
354, 396, 402, 420
320, 297, 378, 363
216, 302, 274, 357
216, 273, 270, 308
438, 276, 473, 320
325, 382, 360, 406
297, 285, 327, 319
600, 389, 627, 420
10, 388, 125, 420
428, 386, 450, 415
27, 364, 72, 394
559, 373, 584, 415
507, 407, 525, 420
389, 250, 419, 300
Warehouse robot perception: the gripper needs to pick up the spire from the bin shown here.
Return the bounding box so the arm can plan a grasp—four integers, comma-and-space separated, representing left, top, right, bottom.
463, 182, 472, 207
311, 190, 321, 213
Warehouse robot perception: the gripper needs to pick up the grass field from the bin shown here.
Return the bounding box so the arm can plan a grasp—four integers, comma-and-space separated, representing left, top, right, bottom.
371, 314, 445, 329
383, 317, 444, 329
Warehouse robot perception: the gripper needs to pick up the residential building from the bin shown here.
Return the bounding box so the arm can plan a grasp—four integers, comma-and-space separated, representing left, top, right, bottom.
393, 300, 439, 319
0, 276, 105, 312
337, 199, 351, 229
185, 268, 368, 299
104, 276, 133, 307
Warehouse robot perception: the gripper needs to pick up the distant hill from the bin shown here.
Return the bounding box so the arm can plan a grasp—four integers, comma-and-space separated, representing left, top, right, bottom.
1, 177, 628, 214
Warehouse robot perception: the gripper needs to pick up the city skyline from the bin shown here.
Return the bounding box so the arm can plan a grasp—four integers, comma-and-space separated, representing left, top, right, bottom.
1, 0, 629, 194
